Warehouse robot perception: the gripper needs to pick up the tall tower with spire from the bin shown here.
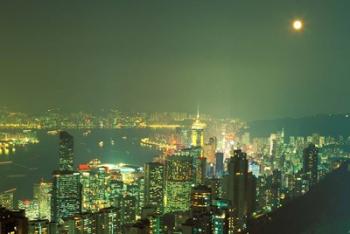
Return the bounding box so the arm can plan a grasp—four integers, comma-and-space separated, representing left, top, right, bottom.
191, 107, 206, 147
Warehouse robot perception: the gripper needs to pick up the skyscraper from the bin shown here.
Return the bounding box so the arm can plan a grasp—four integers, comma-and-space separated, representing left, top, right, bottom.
79, 166, 110, 213
144, 162, 164, 213
195, 156, 207, 185
95, 207, 121, 233
51, 171, 82, 222
52, 131, 81, 222
215, 152, 224, 177
120, 194, 137, 225
183, 185, 212, 234
191, 111, 206, 148
303, 143, 318, 187
164, 154, 194, 213
33, 180, 52, 221
0, 188, 15, 210
59, 131, 74, 172
190, 185, 212, 216
222, 149, 254, 232
204, 137, 217, 164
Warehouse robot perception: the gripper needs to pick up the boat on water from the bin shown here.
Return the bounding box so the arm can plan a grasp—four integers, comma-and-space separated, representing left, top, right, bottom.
47, 130, 60, 136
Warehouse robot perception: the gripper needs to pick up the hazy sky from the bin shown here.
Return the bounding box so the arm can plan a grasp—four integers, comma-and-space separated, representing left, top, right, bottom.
1, 1, 350, 120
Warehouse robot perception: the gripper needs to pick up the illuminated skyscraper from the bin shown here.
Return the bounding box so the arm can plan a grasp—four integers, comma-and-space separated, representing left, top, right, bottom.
51, 171, 81, 222
303, 143, 318, 186
211, 199, 230, 234
191, 111, 206, 148
164, 154, 194, 213
120, 194, 137, 225
108, 172, 124, 208
195, 157, 207, 185
56, 208, 120, 233
183, 185, 212, 234
59, 131, 74, 172
0, 188, 15, 210
190, 185, 212, 216
52, 131, 81, 222
80, 166, 110, 213
95, 207, 121, 233
125, 178, 145, 219
269, 130, 285, 170
33, 180, 52, 221
61, 212, 95, 233
144, 162, 164, 213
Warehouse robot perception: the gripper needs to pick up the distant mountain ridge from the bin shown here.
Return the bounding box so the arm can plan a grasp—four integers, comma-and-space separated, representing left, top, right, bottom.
248, 114, 350, 137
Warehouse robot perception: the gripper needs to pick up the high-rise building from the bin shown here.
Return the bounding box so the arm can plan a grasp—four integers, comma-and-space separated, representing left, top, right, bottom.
222, 149, 255, 232
0, 188, 15, 210
51, 171, 81, 222
205, 178, 222, 200
141, 206, 163, 234
108, 171, 124, 208
191, 112, 206, 148
120, 194, 137, 225
195, 157, 207, 185
211, 199, 230, 234
164, 154, 194, 213
190, 185, 212, 216
246, 172, 257, 216
203, 137, 217, 164
95, 207, 121, 233
80, 166, 110, 213
270, 170, 282, 210
215, 152, 224, 177
59, 131, 74, 172
108, 176, 124, 208
56, 208, 121, 233
144, 162, 164, 213
303, 143, 318, 186
184, 185, 213, 234
61, 212, 95, 233
33, 180, 52, 221
176, 127, 192, 148
52, 131, 81, 222
125, 179, 144, 219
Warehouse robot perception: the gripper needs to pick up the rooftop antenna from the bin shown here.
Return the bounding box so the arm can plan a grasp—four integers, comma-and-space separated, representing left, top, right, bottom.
197, 105, 200, 119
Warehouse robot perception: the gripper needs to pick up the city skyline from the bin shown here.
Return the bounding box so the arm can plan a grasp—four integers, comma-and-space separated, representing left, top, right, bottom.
1, 1, 350, 233
1, 1, 350, 119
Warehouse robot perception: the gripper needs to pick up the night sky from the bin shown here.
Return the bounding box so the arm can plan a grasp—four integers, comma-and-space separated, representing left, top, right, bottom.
1, 1, 350, 120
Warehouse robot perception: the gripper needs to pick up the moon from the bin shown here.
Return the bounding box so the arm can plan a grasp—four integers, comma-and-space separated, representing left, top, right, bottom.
292, 20, 303, 31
